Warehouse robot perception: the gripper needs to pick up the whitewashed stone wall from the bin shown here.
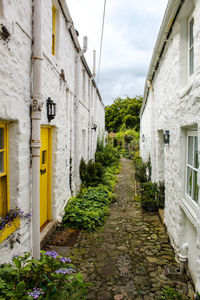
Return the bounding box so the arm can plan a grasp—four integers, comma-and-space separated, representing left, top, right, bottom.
140, 0, 200, 290
0, 0, 104, 262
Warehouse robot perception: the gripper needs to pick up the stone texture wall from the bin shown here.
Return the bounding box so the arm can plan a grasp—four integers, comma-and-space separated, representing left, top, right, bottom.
140, 0, 200, 290
0, 0, 104, 262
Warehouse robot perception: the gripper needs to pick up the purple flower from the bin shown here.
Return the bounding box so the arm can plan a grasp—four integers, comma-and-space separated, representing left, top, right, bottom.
55, 268, 74, 274
12, 254, 19, 259
27, 288, 44, 299
44, 250, 58, 259
58, 257, 72, 263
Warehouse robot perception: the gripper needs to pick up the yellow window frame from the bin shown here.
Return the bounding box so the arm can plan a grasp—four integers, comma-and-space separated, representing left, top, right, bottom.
0, 123, 9, 218
52, 4, 56, 55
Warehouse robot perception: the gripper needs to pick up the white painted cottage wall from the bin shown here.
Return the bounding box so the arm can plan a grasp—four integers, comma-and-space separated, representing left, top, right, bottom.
0, 0, 104, 262
140, 0, 200, 289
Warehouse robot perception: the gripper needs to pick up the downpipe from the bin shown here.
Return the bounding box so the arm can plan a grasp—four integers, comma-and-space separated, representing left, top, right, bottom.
179, 242, 188, 274
31, 0, 43, 259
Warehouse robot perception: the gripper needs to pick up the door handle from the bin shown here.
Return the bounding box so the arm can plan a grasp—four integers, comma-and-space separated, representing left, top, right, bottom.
40, 169, 46, 175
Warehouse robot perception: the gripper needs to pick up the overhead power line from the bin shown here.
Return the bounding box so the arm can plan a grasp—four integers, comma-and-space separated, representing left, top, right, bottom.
97, 0, 106, 85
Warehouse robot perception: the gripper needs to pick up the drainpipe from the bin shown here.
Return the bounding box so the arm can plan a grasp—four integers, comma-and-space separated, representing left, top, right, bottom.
31, 0, 43, 259
179, 242, 188, 274
74, 37, 87, 189
147, 80, 156, 181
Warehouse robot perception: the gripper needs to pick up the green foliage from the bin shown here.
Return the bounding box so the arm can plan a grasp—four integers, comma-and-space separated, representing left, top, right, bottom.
161, 287, 183, 299
102, 166, 119, 191
0, 251, 89, 299
157, 181, 165, 208
62, 186, 112, 232
140, 181, 158, 212
79, 158, 104, 187
134, 154, 151, 183
105, 96, 142, 133
95, 144, 120, 168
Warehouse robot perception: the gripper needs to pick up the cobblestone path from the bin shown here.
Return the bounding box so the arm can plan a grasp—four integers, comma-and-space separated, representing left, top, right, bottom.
67, 158, 194, 299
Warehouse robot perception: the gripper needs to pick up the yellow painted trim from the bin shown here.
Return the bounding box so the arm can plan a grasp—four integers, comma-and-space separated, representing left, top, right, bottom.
0, 123, 9, 215
6, 124, 9, 211
48, 127, 52, 221
0, 217, 20, 244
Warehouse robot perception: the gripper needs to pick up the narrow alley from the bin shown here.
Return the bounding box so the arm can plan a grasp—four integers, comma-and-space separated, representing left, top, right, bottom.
45, 158, 194, 299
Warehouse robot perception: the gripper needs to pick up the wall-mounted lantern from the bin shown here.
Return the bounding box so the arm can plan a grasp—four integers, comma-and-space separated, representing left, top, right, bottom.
47, 97, 56, 122
163, 130, 170, 144
91, 124, 97, 131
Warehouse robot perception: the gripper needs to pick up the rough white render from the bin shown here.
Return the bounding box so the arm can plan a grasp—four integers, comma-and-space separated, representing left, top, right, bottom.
0, 0, 105, 262
140, 0, 200, 290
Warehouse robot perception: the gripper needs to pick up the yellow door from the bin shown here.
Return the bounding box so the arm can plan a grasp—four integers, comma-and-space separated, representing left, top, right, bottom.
40, 127, 51, 228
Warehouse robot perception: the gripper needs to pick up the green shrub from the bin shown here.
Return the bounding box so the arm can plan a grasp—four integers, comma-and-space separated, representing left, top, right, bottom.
135, 159, 148, 183
95, 144, 120, 168
79, 158, 104, 187
0, 251, 89, 299
62, 186, 111, 232
161, 287, 183, 299
102, 168, 118, 191
157, 181, 165, 208
140, 181, 158, 212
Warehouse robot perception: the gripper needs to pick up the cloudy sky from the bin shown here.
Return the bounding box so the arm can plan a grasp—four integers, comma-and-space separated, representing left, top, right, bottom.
66, 0, 168, 105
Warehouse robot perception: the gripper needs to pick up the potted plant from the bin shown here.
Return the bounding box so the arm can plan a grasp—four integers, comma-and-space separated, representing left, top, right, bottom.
140, 181, 158, 212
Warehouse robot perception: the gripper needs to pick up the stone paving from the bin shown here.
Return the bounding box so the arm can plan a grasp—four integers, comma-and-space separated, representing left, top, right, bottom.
45, 158, 195, 299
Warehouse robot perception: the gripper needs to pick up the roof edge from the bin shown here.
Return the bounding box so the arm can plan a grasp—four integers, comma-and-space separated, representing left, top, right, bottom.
140, 0, 184, 117
59, 0, 104, 106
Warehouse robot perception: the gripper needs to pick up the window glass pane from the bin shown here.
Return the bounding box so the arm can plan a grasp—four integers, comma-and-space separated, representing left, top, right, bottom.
193, 170, 199, 202
0, 152, 4, 173
188, 136, 193, 166
194, 136, 198, 169
189, 18, 194, 47
0, 128, 3, 149
187, 166, 193, 197
190, 48, 194, 75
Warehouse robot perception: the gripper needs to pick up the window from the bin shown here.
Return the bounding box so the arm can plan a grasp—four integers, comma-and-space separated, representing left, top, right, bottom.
188, 16, 194, 76
0, 123, 9, 218
52, 4, 56, 55
186, 131, 198, 202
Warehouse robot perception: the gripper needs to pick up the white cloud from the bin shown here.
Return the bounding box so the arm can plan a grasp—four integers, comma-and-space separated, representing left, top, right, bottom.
66, 0, 168, 105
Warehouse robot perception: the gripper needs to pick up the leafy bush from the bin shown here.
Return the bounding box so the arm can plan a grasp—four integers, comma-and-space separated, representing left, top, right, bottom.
135, 159, 149, 183
140, 181, 158, 212
161, 287, 183, 299
102, 167, 118, 191
0, 251, 89, 299
157, 181, 165, 208
79, 158, 104, 187
95, 144, 120, 167
134, 155, 151, 183
62, 186, 112, 232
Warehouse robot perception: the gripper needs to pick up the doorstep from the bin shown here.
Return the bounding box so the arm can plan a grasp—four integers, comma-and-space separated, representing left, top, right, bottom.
40, 220, 57, 248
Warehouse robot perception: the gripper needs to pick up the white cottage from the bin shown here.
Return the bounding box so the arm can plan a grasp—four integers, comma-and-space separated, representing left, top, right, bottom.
140, 0, 200, 291
0, 0, 105, 261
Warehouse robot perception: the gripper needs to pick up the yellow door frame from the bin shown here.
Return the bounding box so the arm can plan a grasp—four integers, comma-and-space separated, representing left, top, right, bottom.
40, 126, 52, 225
0, 122, 10, 217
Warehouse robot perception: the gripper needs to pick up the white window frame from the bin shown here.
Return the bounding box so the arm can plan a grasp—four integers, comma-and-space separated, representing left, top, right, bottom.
188, 15, 194, 76
181, 130, 198, 226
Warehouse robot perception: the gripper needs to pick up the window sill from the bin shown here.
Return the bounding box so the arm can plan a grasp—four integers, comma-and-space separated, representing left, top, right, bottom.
0, 217, 20, 244
178, 81, 193, 99
180, 197, 197, 228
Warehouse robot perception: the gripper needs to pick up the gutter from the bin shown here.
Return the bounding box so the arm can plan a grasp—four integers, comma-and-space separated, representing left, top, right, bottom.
140, 0, 185, 117
59, 0, 104, 107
